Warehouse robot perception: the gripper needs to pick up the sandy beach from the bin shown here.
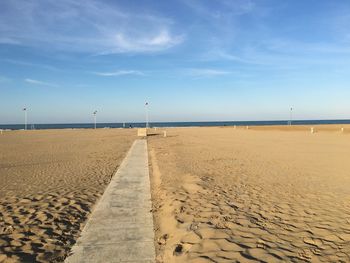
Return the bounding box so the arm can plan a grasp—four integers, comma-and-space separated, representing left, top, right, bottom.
0, 129, 135, 262
1, 125, 350, 262
148, 125, 350, 262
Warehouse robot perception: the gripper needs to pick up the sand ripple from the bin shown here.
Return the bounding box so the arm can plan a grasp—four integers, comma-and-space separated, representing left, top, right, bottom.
0, 129, 135, 262
149, 127, 350, 262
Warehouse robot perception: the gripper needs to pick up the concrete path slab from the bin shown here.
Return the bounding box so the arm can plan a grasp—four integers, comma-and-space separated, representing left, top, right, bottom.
65, 139, 155, 263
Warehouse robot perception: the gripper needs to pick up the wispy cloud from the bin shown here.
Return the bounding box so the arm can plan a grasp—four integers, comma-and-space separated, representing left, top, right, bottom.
201, 37, 350, 68
25, 78, 58, 87
2, 59, 59, 71
188, 68, 232, 77
0, 37, 21, 45
0, 0, 184, 54
201, 49, 262, 65
104, 30, 184, 54
182, 0, 255, 19
261, 38, 350, 55
92, 70, 146, 76
184, 0, 350, 70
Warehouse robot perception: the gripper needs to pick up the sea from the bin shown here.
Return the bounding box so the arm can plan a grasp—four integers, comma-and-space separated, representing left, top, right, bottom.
1, 119, 350, 130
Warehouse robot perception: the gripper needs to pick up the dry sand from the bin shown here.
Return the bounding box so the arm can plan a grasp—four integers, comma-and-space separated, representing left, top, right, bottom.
0, 129, 135, 262
148, 125, 350, 262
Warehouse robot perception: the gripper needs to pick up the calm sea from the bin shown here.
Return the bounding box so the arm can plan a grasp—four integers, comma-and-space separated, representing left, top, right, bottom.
1, 119, 350, 130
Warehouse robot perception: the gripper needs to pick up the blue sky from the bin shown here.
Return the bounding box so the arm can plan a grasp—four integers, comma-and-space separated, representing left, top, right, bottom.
1, 0, 350, 124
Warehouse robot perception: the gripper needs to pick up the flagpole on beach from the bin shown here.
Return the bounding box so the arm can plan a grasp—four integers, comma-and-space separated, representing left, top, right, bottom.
23, 107, 27, 130
93, 110, 97, 129
145, 102, 149, 128
289, 107, 293, 126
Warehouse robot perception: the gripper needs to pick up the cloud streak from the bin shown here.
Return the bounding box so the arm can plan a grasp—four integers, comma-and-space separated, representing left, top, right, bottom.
2, 59, 59, 71
0, 37, 21, 45
201, 37, 350, 68
188, 68, 232, 77
93, 70, 145, 76
182, 0, 255, 19
0, 0, 184, 54
25, 78, 58, 87
106, 30, 184, 54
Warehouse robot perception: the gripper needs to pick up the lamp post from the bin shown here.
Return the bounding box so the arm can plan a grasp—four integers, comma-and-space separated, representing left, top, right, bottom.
289, 107, 293, 126
23, 107, 27, 130
145, 102, 149, 128
93, 110, 97, 129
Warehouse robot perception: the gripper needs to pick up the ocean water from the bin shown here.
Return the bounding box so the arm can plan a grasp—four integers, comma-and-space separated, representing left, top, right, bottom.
1, 119, 350, 130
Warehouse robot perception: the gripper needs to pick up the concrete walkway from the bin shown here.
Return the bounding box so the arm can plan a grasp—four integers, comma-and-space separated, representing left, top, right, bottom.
65, 139, 155, 263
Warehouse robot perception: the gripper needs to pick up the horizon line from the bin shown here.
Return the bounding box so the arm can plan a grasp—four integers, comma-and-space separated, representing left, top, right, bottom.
1, 118, 350, 126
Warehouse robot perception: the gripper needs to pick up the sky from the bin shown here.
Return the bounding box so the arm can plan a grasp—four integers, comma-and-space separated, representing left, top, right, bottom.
0, 0, 350, 124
